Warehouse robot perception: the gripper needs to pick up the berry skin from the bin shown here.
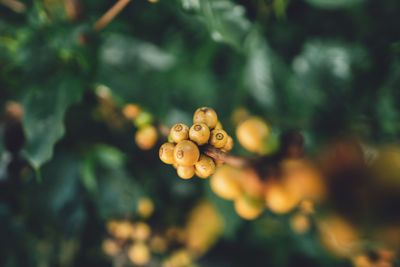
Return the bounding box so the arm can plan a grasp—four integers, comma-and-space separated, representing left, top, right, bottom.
174, 140, 200, 166
128, 242, 150, 265
209, 129, 228, 148
194, 154, 215, 178
210, 166, 243, 200
223, 136, 234, 151
137, 197, 154, 219
135, 125, 158, 150
170, 123, 189, 143
177, 165, 195, 179
215, 121, 223, 129
123, 104, 141, 120
264, 180, 300, 214
234, 195, 264, 220
159, 142, 176, 164
102, 238, 121, 256
290, 213, 310, 234
236, 117, 269, 153
193, 107, 218, 129
189, 123, 210, 146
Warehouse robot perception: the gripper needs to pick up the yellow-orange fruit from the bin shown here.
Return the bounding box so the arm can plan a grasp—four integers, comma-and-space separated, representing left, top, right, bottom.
150, 235, 167, 254
236, 117, 269, 153
137, 197, 154, 219
241, 168, 266, 199
189, 123, 210, 145
223, 136, 234, 151
290, 213, 310, 234
234, 195, 264, 220
193, 107, 218, 129
317, 215, 361, 258
231, 107, 250, 125
170, 123, 189, 143
107, 220, 134, 240
135, 125, 158, 150
209, 129, 228, 148
299, 200, 315, 214
194, 154, 215, 178
123, 104, 141, 119
215, 121, 223, 129
265, 180, 300, 214
131, 222, 151, 242
102, 238, 121, 256
128, 242, 150, 265
174, 140, 199, 166
159, 142, 176, 164
210, 166, 243, 200
177, 165, 195, 179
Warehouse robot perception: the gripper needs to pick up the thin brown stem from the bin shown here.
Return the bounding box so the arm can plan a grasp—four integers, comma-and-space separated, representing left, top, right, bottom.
93, 0, 131, 31
202, 145, 251, 169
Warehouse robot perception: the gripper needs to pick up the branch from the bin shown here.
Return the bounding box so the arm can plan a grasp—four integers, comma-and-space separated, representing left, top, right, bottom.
93, 0, 131, 31
0, 0, 26, 13
202, 145, 251, 169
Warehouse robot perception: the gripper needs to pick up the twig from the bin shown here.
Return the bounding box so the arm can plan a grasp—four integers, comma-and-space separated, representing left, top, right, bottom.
0, 0, 26, 13
93, 0, 131, 31
202, 145, 251, 169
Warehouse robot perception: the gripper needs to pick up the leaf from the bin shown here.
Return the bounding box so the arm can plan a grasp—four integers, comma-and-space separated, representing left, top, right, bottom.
304, 0, 365, 9
181, 0, 251, 49
22, 73, 85, 171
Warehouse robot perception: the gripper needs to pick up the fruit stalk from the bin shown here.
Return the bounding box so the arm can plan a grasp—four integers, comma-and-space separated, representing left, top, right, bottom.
202, 145, 250, 168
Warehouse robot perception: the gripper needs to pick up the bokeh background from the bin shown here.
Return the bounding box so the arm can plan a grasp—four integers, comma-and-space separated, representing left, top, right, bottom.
1, 0, 400, 266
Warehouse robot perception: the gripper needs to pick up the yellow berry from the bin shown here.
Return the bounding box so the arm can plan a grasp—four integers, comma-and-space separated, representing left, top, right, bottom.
102, 238, 121, 256
223, 136, 234, 151
174, 140, 200, 166
170, 123, 189, 143
234, 195, 264, 220
137, 197, 154, 219
177, 165, 195, 179
290, 213, 310, 234
135, 125, 158, 150
215, 121, 223, 129
128, 242, 150, 265
159, 142, 176, 164
123, 104, 141, 120
265, 181, 300, 214
150, 236, 167, 254
108, 220, 134, 240
210, 166, 243, 200
236, 117, 269, 153
194, 154, 215, 178
132, 222, 151, 242
209, 129, 228, 148
189, 123, 210, 145
193, 107, 218, 129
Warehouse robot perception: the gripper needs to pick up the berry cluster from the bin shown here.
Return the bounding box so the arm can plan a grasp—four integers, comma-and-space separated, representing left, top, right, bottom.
159, 107, 233, 179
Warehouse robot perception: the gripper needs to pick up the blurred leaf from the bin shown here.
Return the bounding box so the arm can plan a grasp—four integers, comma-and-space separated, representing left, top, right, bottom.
304, 0, 365, 9
22, 73, 85, 171
181, 0, 251, 48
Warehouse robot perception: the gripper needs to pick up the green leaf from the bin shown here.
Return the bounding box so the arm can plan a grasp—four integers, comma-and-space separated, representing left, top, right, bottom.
22, 73, 85, 171
181, 0, 251, 49
304, 0, 365, 9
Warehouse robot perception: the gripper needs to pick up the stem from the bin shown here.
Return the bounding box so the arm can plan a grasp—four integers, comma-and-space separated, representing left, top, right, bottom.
93, 0, 131, 31
0, 0, 26, 13
202, 145, 251, 168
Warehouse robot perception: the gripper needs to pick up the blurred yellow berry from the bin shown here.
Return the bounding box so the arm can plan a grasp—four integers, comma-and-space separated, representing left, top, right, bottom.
132, 222, 151, 242
193, 107, 218, 129
128, 242, 150, 266
107, 220, 134, 240
135, 125, 158, 150
236, 117, 269, 153
150, 235, 168, 254
210, 166, 243, 200
265, 180, 300, 214
170, 123, 189, 143
290, 213, 310, 234
234, 195, 264, 220
137, 197, 154, 219
122, 104, 141, 120
102, 238, 121, 256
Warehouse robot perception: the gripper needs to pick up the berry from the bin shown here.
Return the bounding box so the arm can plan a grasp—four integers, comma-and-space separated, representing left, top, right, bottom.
123, 104, 141, 120
170, 123, 189, 143
210, 166, 243, 200
102, 238, 121, 256
194, 154, 215, 178
215, 121, 223, 129
189, 123, 210, 145
223, 135, 234, 151
174, 140, 200, 166
135, 125, 158, 150
193, 107, 218, 129
159, 142, 175, 164
177, 165, 195, 179
209, 129, 228, 148
290, 213, 310, 234
265, 180, 300, 214
236, 117, 269, 153
234, 195, 264, 220
132, 222, 151, 242
128, 242, 150, 265
137, 197, 154, 219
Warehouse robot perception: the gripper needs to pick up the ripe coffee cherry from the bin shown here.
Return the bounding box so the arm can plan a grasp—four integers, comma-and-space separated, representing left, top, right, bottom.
123, 104, 141, 120
215, 121, 223, 129
209, 129, 228, 148
193, 107, 218, 129
236, 117, 269, 153
170, 123, 189, 143
135, 125, 158, 150
102, 238, 121, 256
128, 242, 150, 265
210, 166, 243, 200
290, 213, 310, 234
137, 197, 154, 218
234, 195, 264, 220
174, 140, 200, 166
223, 136, 234, 151
189, 123, 210, 145
177, 165, 195, 179
194, 154, 215, 178
265, 181, 300, 214
159, 142, 176, 164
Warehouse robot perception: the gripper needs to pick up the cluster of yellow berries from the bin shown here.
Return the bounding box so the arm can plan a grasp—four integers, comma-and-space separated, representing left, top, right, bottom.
159, 107, 233, 179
